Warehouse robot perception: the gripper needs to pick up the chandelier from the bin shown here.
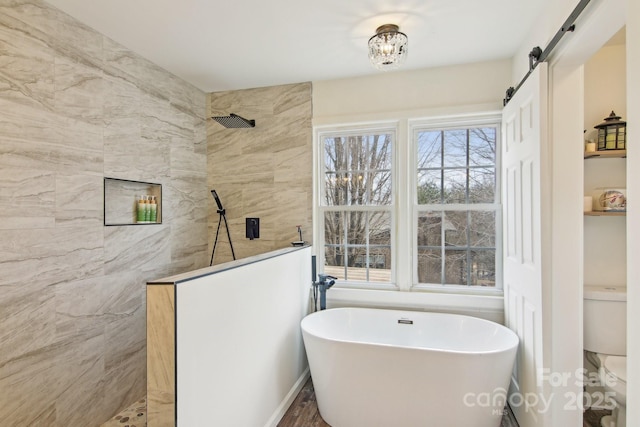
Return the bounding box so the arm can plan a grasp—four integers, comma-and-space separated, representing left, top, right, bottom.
368, 24, 408, 71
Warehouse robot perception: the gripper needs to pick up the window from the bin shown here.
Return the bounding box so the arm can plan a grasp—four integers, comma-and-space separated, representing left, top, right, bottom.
314, 114, 501, 293
415, 124, 500, 288
319, 128, 394, 284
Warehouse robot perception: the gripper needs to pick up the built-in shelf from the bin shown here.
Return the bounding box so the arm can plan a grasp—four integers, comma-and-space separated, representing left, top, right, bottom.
584, 149, 626, 159
104, 177, 162, 226
584, 149, 626, 216
584, 211, 626, 217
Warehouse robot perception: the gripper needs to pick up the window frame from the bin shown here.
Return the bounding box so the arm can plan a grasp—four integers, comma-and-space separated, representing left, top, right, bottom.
315, 123, 398, 290
313, 113, 502, 296
409, 114, 503, 294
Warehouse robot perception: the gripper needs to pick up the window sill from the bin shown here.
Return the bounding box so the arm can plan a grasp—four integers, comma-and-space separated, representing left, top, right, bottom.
411, 283, 503, 297
325, 287, 505, 324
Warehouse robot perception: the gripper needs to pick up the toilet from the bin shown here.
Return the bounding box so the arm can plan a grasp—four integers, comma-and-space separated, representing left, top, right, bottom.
584, 285, 627, 427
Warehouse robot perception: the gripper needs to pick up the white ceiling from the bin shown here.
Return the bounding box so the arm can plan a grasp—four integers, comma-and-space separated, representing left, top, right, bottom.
44, 0, 548, 93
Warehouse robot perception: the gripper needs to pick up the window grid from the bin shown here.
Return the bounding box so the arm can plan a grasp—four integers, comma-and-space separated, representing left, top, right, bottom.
415, 125, 499, 288
320, 129, 395, 284
314, 115, 500, 293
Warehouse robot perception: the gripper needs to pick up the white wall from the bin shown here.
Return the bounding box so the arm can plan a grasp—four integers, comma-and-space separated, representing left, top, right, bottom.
175, 247, 311, 427
510, 0, 576, 83
584, 43, 627, 129
548, 59, 586, 426
313, 59, 511, 123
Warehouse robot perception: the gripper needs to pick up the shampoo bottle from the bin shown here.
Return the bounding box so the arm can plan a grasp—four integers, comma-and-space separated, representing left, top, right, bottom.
150, 196, 157, 222
137, 196, 146, 223
144, 195, 151, 222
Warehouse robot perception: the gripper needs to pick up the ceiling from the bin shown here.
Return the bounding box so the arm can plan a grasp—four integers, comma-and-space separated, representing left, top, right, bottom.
44, 0, 548, 93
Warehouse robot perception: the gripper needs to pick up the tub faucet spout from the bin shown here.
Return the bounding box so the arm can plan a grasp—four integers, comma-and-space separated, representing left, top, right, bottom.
318, 274, 337, 288
315, 274, 337, 311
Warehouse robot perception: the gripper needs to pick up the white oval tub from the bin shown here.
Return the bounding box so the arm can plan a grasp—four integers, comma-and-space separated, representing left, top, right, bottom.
301, 307, 518, 427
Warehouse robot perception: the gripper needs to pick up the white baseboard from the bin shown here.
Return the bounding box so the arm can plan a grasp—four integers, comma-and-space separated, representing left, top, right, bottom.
264, 367, 311, 427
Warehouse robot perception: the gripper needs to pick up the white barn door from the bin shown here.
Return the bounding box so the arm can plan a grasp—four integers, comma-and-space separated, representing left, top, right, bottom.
502, 64, 549, 427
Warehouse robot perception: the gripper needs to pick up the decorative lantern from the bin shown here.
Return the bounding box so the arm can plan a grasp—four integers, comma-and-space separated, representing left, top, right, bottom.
594, 111, 626, 151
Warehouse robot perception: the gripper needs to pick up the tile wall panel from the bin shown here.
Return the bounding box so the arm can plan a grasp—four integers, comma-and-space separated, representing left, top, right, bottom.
0, 1, 208, 425
207, 83, 313, 264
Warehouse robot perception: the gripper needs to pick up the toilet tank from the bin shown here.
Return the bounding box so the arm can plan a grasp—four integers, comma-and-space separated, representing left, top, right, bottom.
583, 285, 627, 356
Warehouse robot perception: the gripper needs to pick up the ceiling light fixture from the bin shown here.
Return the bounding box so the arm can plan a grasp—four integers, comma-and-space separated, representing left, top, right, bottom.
368, 24, 408, 71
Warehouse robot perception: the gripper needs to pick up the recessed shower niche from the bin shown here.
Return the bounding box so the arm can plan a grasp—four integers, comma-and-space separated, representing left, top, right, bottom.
104, 177, 162, 226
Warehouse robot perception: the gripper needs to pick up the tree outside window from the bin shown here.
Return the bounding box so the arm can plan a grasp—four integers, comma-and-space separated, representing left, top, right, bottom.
416, 127, 498, 287
321, 131, 393, 283
316, 118, 500, 290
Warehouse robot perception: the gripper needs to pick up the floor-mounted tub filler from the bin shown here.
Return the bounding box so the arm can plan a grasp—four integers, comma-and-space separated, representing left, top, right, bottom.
301, 307, 519, 427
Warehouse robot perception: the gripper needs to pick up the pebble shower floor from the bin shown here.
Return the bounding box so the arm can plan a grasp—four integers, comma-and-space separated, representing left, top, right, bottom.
101, 398, 146, 427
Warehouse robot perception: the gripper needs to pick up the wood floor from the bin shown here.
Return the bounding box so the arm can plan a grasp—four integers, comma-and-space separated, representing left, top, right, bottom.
278, 377, 521, 427
278, 378, 329, 427
278, 377, 610, 427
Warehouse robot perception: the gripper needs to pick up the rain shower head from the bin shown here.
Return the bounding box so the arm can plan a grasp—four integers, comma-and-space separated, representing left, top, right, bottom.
211, 113, 255, 128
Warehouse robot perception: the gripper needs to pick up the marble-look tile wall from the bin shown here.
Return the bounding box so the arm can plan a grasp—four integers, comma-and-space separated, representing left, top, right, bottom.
207, 83, 313, 263
0, 1, 208, 425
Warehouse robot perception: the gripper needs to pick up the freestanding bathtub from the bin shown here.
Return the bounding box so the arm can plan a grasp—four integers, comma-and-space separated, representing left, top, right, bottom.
301, 307, 519, 427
